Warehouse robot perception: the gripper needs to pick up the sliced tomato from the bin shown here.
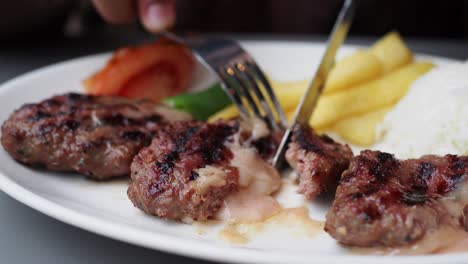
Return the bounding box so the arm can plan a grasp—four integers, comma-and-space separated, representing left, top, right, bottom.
83, 38, 194, 101
118, 62, 184, 102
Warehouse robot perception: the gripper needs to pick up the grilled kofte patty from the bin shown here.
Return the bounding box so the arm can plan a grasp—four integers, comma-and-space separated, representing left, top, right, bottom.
1, 93, 191, 180
127, 120, 282, 221
325, 150, 468, 247
128, 121, 240, 221
286, 124, 353, 199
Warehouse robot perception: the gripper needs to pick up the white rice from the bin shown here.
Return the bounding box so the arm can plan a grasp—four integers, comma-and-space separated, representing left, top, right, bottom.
374, 61, 468, 158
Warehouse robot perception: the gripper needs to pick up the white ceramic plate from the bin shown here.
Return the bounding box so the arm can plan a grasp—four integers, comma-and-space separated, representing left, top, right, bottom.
0, 41, 465, 264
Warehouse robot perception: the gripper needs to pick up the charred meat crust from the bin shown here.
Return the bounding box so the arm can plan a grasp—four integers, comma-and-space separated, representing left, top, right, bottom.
250, 130, 283, 161
127, 121, 241, 221
1, 93, 189, 180
285, 124, 353, 199
325, 150, 468, 247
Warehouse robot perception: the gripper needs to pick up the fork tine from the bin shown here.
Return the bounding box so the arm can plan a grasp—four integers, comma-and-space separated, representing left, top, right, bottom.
225, 66, 263, 120
245, 61, 288, 127
234, 63, 280, 131
167, 33, 287, 129
216, 67, 250, 121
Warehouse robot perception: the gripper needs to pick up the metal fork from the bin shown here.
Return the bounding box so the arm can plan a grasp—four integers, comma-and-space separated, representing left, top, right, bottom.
165, 33, 287, 132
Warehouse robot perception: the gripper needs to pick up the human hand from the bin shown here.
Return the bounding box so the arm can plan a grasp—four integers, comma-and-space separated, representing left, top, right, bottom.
91, 0, 176, 33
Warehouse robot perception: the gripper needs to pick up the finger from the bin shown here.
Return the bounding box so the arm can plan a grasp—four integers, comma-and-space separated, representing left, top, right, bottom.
92, 0, 137, 24
138, 0, 176, 33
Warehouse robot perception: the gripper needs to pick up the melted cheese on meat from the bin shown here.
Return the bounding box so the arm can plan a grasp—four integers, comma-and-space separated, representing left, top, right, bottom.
439, 178, 468, 226
216, 146, 282, 222
191, 166, 228, 195
230, 147, 281, 194
250, 118, 270, 140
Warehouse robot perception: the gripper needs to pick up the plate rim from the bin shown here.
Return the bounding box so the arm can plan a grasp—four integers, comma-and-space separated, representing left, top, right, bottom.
0, 40, 465, 264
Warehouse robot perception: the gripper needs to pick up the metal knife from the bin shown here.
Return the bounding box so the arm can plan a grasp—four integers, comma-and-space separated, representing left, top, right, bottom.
272, 0, 357, 169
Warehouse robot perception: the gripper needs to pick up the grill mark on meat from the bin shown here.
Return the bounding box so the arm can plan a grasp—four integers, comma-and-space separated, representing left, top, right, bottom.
156, 160, 174, 174
294, 125, 323, 154
325, 150, 468, 247
152, 154, 178, 195
452, 161, 465, 171
251, 136, 276, 160
1, 93, 190, 180
202, 148, 222, 163
198, 124, 237, 164
61, 106, 78, 116
320, 134, 335, 144
154, 126, 199, 171
36, 119, 80, 136
173, 126, 199, 149
66, 93, 92, 102
189, 171, 199, 181
30, 110, 52, 121
371, 152, 398, 181
250, 130, 283, 162
62, 120, 80, 131
100, 113, 140, 126
121, 130, 146, 141
154, 152, 177, 188
418, 162, 436, 180
37, 123, 55, 135
401, 187, 428, 205
42, 98, 61, 107
144, 114, 162, 123
413, 162, 435, 192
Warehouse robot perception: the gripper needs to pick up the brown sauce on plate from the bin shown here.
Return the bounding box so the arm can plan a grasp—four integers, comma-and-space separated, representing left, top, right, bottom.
218, 207, 324, 244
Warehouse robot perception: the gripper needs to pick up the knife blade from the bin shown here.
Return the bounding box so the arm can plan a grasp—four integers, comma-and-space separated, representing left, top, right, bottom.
272, 0, 356, 169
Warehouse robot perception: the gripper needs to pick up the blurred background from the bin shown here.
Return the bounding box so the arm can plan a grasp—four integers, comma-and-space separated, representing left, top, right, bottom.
1, 0, 467, 83
1, 0, 468, 40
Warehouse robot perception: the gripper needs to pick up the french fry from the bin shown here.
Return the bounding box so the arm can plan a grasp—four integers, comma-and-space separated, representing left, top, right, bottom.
285, 111, 295, 123
208, 78, 309, 122
208, 104, 238, 122
332, 106, 392, 146
324, 50, 384, 94
323, 32, 413, 94
209, 62, 432, 124
208, 32, 425, 132
369, 31, 414, 73
270, 78, 309, 112
269, 78, 309, 92
310, 62, 433, 129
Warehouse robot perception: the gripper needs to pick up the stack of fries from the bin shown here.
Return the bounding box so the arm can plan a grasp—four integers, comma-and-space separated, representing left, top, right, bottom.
209, 32, 434, 146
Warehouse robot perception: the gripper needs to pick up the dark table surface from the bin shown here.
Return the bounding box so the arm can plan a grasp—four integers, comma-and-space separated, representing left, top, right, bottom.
0, 27, 467, 264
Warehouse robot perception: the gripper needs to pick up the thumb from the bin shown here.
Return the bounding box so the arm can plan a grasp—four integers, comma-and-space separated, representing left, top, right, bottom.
138, 0, 176, 33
